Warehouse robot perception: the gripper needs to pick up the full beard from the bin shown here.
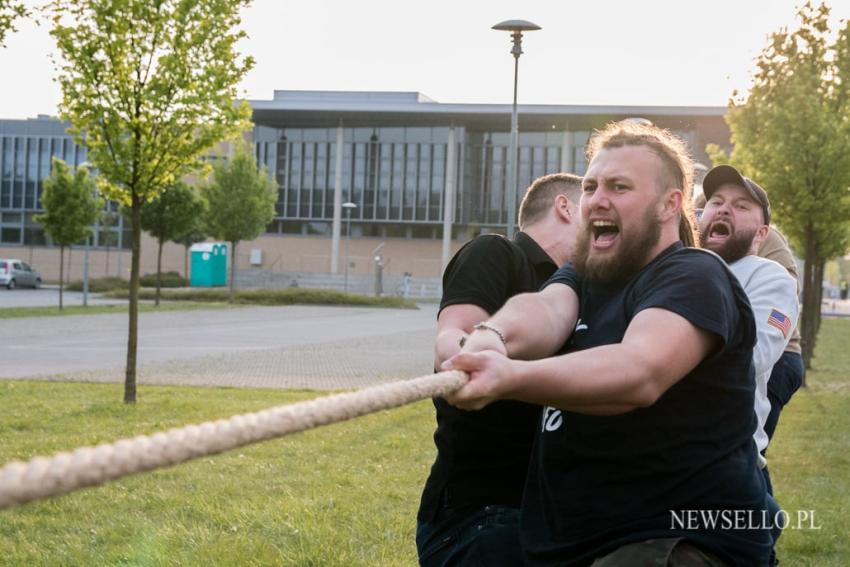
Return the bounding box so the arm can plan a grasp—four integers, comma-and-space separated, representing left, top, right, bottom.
699, 226, 757, 264
572, 205, 662, 286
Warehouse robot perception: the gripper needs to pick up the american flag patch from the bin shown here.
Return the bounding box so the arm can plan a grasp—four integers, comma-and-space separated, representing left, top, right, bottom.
768, 309, 792, 338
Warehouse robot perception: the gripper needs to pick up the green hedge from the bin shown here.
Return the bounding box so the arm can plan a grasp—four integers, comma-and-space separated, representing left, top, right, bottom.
139, 271, 189, 288
65, 272, 188, 292
104, 287, 418, 309
66, 277, 129, 293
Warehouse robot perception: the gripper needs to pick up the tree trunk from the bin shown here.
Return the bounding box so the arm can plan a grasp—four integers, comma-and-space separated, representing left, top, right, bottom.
805, 255, 825, 374
229, 240, 237, 304
814, 259, 825, 336
184, 245, 189, 282
800, 224, 818, 373
124, 194, 141, 404
59, 245, 64, 311
155, 237, 163, 307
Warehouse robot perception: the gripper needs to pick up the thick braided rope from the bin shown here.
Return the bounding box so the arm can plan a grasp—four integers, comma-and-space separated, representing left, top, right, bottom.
0, 370, 468, 510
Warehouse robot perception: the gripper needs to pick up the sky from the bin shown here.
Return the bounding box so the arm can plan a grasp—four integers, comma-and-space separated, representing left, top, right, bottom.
1, 0, 849, 119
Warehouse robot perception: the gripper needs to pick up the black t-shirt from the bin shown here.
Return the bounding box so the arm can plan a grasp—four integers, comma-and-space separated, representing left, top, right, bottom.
418, 232, 558, 522
522, 243, 772, 566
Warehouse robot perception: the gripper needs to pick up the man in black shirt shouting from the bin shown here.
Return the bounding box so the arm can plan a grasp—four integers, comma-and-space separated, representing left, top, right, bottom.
417, 173, 583, 567
444, 122, 772, 566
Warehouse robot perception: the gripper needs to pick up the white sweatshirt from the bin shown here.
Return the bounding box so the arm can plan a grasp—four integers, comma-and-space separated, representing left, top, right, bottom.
729, 255, 799, 462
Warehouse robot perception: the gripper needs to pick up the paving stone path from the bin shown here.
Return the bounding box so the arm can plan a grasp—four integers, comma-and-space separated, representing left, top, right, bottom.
1, 303, 438, 390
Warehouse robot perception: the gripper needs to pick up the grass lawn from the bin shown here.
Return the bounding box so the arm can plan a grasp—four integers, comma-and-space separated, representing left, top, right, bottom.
0, 383, 435, 566
0, 302, 237, 319
0, 320, 848, 565
767, 317, 850, 565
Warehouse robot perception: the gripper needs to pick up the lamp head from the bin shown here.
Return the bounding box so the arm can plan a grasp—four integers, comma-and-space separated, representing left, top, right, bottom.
492, 20, 541, 58
491, 19, 541, 32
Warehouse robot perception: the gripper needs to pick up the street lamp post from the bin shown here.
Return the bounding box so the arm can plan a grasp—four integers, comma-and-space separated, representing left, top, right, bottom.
342, 202, 357, 293
492, 19, 541, 240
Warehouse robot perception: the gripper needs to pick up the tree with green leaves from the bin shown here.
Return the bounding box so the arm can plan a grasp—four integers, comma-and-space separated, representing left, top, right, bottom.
35, 158, 102, 309
141, 181, 205, 306
0, 0, 27, 47
203, 142, 277, 303
49, 0, 253, 403
708, 2, 850, 371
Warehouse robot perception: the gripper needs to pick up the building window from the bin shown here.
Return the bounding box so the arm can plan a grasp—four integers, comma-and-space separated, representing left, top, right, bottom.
121, 227, 132, 249
354, 223, 380, 238
411, 225, 435, 239
384, 224, 407, 239
96, 211, 121, 249
1, 226, 21, 244
282, 221, 303, 234
403, 143, 417, 221
362, 132, 379, 220
287, 142, 301, 217
429, 144, 445, 221
390, 143, 404, 220
1, 138, 12, 208
306, 221, 330, 236
23, 213, 46, 246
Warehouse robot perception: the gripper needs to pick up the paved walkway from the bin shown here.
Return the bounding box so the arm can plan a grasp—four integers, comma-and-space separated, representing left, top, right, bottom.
822, 297, 850, 318
0, 285, 127, 308
1, 304, 437, 390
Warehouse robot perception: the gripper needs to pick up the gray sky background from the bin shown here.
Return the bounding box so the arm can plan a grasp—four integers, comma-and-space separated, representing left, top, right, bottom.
1, 0, 849, 119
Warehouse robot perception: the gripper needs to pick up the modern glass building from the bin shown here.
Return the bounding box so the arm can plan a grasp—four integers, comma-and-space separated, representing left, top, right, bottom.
0, 90, 730, 280
251, 91, 728, 242
0, 117, 128, 250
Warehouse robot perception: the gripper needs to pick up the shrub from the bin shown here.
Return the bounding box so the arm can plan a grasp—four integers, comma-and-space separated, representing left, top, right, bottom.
66, 277, 129, 293
104, 287, 418, 309
139, 271, 188, 288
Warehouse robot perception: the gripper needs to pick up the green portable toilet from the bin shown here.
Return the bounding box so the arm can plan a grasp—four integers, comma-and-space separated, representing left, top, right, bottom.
190, 243, 228, 287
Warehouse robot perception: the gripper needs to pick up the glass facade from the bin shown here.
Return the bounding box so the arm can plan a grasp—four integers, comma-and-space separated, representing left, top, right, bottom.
0, 124, 130, 249
459, 130, 588, 228
254, 125, 591, 239
0, 107, 713, 249
255, 126, 456, 238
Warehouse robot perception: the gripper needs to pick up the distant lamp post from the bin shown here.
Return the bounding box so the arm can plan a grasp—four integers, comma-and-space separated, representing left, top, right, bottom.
492, 19, 541, 239
342, 201, 357, 293
372, 242, 385, 297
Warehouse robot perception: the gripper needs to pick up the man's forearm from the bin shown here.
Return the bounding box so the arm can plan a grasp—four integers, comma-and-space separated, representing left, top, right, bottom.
434, 328, 466, 368
486, 286, 577, 360
435, 303, 491, 367
444, 345, 653, 413
450, 308, 716, 412
507, 343, 662, 410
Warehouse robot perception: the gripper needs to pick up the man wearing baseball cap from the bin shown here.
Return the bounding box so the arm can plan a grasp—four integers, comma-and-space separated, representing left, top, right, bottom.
700, 165, 798, 460
699, 164, 799, 563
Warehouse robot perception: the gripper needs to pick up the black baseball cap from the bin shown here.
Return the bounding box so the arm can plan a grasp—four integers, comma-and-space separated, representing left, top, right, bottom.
702, 165, 771, 225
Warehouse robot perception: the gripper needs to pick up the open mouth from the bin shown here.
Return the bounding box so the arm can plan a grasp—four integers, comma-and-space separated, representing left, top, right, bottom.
591, 220, 620, 249
707, 221, 732, 243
